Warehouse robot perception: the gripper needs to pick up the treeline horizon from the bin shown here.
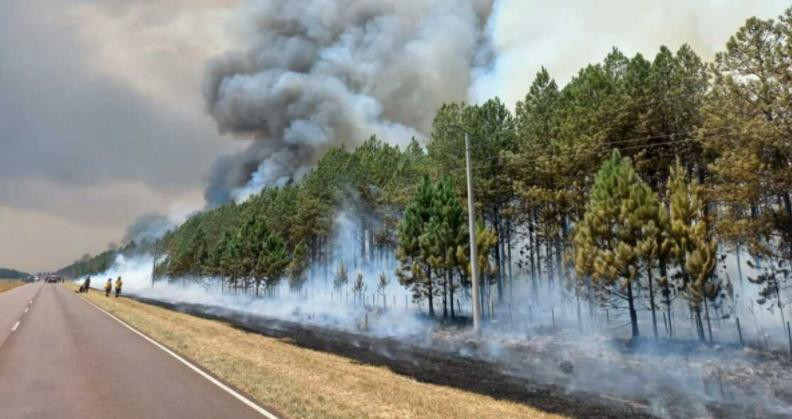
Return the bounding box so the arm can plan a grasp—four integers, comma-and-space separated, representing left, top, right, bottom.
65, 10, 791, 341
0, 267, 31, 280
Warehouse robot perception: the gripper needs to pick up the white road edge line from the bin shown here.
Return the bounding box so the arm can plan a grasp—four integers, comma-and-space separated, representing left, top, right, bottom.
24, 308, 29, 313
11, 321, 20, 332
79, 296, 278, 419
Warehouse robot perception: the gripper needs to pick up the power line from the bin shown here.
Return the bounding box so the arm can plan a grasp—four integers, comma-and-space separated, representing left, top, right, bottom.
429, 123, 741, 176
430, 124, 738, 178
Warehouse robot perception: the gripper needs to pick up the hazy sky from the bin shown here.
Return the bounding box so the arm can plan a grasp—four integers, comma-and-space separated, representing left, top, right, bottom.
0, 0, 787, 273
0, 0, 238, 272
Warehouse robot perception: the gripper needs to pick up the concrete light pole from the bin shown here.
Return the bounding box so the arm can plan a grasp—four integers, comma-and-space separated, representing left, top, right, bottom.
464, 132, 481, 336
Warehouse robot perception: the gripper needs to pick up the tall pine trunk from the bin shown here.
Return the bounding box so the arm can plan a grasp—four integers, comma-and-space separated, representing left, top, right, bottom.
627, 280, 640, 339
648, 264, 658, 339
449, 272, 456, 319
442, 271, 448, 318
546, 236, 554, 288
694, 305, 705, 342
427, 268, 435, 317
555, 215, 566, 285
494, 212, 504, 303
507, 221, 514, 316
776, 285, 786, 334
660, 258, 673, 338
783, 193, 792, 263
704, 297, 713, 343
529, 215, 538, 303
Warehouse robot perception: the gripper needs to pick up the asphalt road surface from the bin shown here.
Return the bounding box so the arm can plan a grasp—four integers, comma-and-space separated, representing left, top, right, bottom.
0, 282, 270, 418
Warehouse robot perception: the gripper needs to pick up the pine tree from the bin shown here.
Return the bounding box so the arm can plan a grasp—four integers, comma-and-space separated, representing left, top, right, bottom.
456, 221, 498, 317
428, 99, 517, 303
255, 227, 289, 294
220, 230, 245, 291
192, 227, 210, 277
287, 241, 309, 291
574, 150, 657, 339
377, 272, 389, 309
636, 190, 673, 339
238, 215, 268, 295
352, 273, 365, 306
667, 161, 718, 342
705, 8, 792, 323
426, 177, 468, 318
397, 176, 437, 315
334, 262, 348, 292
630, 165, 671, 339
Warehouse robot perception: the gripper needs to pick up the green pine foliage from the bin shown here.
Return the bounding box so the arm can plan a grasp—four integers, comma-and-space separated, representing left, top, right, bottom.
667, 161, 719, 341
573, 150, 660, 338
61, 8, 792, 334
396, 176, 437, 315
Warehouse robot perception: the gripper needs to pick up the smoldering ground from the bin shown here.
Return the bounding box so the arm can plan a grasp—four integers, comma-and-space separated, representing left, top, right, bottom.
83, 213, 792, 418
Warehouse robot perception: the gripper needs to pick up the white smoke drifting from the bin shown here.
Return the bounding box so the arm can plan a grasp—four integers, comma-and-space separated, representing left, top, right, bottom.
88, 209, 429, 338
203, 0, 494, 204
122, 203, 198, 245
83, 242, 792, 418
81, 205, 792, 418
471, 0, 790, 105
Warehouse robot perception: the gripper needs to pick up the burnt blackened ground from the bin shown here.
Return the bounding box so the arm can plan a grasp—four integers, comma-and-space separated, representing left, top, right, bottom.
133, 296, 654, 418
131, 296, 792, 419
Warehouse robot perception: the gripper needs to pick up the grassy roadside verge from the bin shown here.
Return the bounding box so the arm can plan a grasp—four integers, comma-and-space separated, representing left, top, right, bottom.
0, 280, 25, 293
69, 284, 562, 419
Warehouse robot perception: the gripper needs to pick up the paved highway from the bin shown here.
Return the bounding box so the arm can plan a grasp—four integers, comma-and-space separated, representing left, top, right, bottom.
0, 282, 270, 418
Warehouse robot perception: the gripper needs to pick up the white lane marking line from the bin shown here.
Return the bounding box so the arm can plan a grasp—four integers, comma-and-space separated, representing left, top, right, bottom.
11, 321, 20, 332
24, 307, 29, 313
79, 297, 278, 419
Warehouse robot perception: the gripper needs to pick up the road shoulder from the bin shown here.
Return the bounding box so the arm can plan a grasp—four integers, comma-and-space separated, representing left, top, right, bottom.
74, 285, 562, 419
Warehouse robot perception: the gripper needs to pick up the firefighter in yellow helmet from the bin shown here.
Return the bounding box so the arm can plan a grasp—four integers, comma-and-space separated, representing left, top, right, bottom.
114, 276, 123, 298
104, 278, 112, 297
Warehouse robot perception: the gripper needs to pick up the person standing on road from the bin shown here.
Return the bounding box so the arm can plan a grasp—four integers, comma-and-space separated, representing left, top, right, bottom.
114, 276, 123, 298
104, 278, 112, 297
85, 276, 91, 293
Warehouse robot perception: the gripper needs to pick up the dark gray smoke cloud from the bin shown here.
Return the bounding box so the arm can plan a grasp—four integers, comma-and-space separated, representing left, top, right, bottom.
203, 0, 495, 203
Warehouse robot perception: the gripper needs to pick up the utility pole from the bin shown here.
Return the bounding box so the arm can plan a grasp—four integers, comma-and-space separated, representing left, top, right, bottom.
465, 132, 481, 335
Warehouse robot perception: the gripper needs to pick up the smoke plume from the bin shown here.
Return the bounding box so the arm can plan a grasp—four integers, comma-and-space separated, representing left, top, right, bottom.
203, 0, 494, 203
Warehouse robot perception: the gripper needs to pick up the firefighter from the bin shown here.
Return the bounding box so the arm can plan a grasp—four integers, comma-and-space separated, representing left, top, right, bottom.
114, 276, 123, 298
104, 278, 112, 297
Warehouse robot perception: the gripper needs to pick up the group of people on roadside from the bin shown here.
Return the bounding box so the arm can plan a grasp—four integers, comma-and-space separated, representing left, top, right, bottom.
78, 276, 123, 297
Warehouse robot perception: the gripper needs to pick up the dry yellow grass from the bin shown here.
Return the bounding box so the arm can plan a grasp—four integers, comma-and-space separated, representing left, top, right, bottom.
71, 284, 564, 419
0, 280, 25, 293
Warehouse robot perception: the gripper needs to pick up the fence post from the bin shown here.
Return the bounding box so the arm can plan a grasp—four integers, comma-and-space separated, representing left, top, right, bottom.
736, 317, 744, 347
